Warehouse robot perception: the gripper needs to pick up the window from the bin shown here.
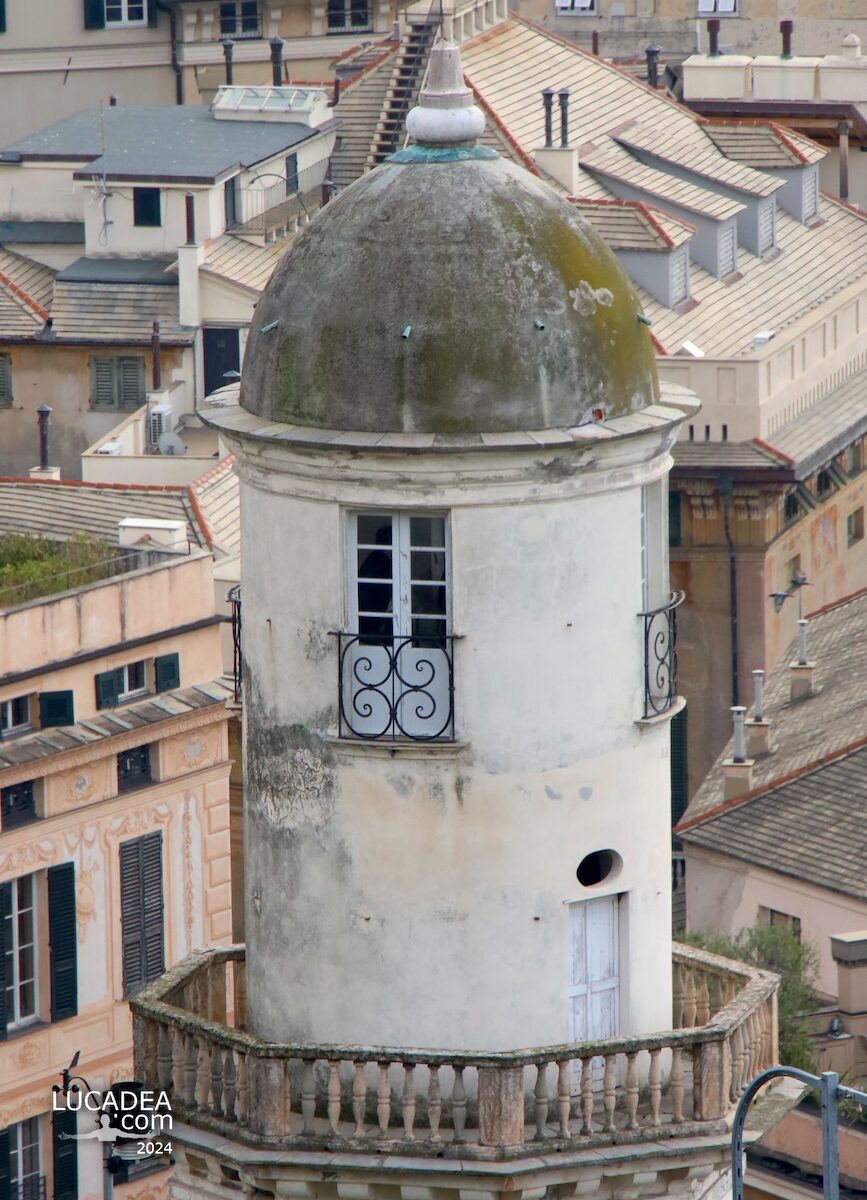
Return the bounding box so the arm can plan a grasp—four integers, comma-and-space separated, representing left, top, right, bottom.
326, 0, 372, 32
554, 0, 595, 12
0, 353, 11, 408
641, 481, 668, 611
847, 507, 864, 547
698, 0, 736, 11
105, 0, 146, 22
816, 469, 833, 498
224, 176, 240, 229
119, 831, 164, 995
759, 905, 801, 940
668, 489, 682, 549
7, 1117, 42, 1200
220, 1, 261, 37
117, 744, 152, 793
1, 780, 38, 831
1, 695, 31, 737
95, 661, 147, 709
90, 356, 145, 411
845, 441, 864, 476
783, 491, 800, 524
352, 512, 448, 645
132, 187, 161, 228
285, 153, 299, 197
2, 876, 37, 1031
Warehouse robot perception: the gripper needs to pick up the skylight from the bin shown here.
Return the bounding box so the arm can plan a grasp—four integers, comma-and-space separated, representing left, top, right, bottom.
212, 86, 322, 116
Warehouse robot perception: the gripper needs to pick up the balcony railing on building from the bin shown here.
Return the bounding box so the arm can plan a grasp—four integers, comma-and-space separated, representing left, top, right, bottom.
132, 942, 778, 1157
334, 631, 457, 741
226, 158, 332, 240
639, 590, 684, 718
13, 1177, 47, 1200
327, 0, 373, 33
227, 585, 242, 704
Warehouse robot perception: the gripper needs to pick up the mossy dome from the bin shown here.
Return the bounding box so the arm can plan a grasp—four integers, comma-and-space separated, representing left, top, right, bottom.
240, 44, 659, 436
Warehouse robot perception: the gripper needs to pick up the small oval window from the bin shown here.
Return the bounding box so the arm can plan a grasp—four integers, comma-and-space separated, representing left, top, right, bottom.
577, 849, 621, 887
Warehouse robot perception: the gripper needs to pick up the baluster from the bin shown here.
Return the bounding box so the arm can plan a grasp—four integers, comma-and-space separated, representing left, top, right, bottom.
157, 1024, 173, 1091
210, 1043, 224, 1116
195, 1037, 212, 1110
223, 1049, 237, 1121
749, 1012, 761, 1077
758, 1006, 770, 1070
696, 970, 710, 1025
184, 1033, 198, 1107
327, 1061, 341, 1136
428, 1066, 442, 1141
579, 1057, 594, 1135
725, 974, 736, 1005
534, 1062, 550, 1140
402, 1063, 416, 1140
171, 1026, 185, 1099
352, 1062, 366, 1136
648, 1049, 662, 1127
730, 1025, 744, 1099
376, 1062, 391, 1138
302, 1059, 317, 1135
451, 1066, 467, 1143
625, 1052, 639, 1130
683, 968, 697, 1027
672, 962, 684, 1029
670, 1046, 684, 1123
602, 1055, 616, 1134
236, 1052, 249, 1125
557, 1061, 571, 1138
741, 1020, 752, 1089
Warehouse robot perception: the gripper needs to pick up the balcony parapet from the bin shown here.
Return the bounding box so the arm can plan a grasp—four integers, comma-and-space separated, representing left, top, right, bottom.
131, 943, 778, 1158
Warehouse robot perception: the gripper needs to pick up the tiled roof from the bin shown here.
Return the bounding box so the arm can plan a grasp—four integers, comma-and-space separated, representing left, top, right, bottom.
614, 120, 783, 198
50, 280, 192, 344
703, 121, 826, 168
0, 478, 209, 549
672, 439, 793, 473
330, 43, 399, 187
188, 456, 239, 559
680, 587, 867, 829
581, 141, 746, 220
0, 247, 54, 335
572, 199, 695, 251
680, 743, 867, 901
0, 679, 232, 772
760, 361, 867, 478
201, 235, 289, 295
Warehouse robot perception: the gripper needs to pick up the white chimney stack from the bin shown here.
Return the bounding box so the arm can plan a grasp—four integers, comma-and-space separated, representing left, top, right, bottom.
790, 618, 815, 701
745, 668, 771, 757
723, 705, 754, 800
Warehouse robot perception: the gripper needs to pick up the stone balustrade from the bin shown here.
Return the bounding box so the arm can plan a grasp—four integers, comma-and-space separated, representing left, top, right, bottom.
131, 943, 777, 1158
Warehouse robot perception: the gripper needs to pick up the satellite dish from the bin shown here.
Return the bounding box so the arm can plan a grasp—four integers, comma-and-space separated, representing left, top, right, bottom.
158, 431, 187, 457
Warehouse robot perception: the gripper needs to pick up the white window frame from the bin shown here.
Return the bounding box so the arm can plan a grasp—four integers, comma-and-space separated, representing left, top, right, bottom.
104, 0, 148, 26
118, 659, 148, 701
9, 1116, 42, 1200
554, 0, 596, 13
4, 874, 38, 1031
697, 0, 737, 14
1, 693, 31, 737
219, 0, 262, 38
640, 479, 668, 612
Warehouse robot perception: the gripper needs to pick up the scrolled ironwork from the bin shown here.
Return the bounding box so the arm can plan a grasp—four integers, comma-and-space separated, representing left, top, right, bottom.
334, 632, 456, 742
639, 591, 684, 718
227, 585, 242, 704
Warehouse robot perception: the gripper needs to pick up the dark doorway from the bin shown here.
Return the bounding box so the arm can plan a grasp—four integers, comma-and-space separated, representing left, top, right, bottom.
203, 327, 241, 396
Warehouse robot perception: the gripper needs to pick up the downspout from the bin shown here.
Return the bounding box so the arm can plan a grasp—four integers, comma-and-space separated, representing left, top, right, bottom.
718, 475, 739, 706
157, 1, 184, 105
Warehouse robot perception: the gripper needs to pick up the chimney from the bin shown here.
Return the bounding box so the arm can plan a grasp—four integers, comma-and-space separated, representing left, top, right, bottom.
780, 19, 794, 59
534, 88, 580, 193
831, 932, 867, 1024
722, 706, 754, 800
841, 33, 861, 60
707, 18, 720, 57
270, 37, 285, 87
838, 120, 851, 203
109, 94, 118, 107
330, 76, 341, 107
29, 405, 61, 481
178, 192, 203, 328
592, 30, 600, 57
790, 618, 815, 701
645, 45, 661, 88
222, 38, 235, 85
745, 669, 770, 757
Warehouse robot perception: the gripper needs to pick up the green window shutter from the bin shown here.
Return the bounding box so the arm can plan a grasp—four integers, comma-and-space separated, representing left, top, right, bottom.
0, 1127, 10, 1196
0, 1, 8, 35
670, 705, 688, 846
0, 357, 10, 406
52, 1107, 78, 1200
39, 690, 75, 728
95, 668, 120, 710
84, 0, 105, 29
120, 832, 164, 996
48, 862, 79, 1021
154, 652, 180, 693
91, 357, 116, 410
0, 880, 10, 1040
668, 488, 682, 548
118, 357, 145, 409
147, 0, 158, 26
142, 832, 165, 982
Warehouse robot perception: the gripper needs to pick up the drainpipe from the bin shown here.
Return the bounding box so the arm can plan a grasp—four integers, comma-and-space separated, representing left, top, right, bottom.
719, 475, 740, 706
156, 1, 184, 105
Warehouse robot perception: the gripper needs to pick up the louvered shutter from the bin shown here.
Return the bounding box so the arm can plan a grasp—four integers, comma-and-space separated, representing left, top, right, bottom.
154, 652, 180, 693
0, 1127, 10, 1198
804, 169, 818, 221
0, 881, 10, 1040
118, 358, 144, 409
95, 669, 120, 710
0, 1, 6, 34
670, 706, 688, 847
670, 250, 688, 306
84, 0, 105, 28
91, 358, 116, 409
48, 863, 78, 1021
142, 833, 165, 983
719, 225, 736, 277
52, 1108, 78, 1200
0, 356, 10, 406
758, 202, 775, 254
147, 0, 158, 25
120, 838, 144, 995
39, 690, 75, 728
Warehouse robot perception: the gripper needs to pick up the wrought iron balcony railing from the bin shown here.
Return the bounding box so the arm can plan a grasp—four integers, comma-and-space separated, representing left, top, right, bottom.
639, 590, 684, 719
333, 631, 456, 742
14, 1176, 46, 1200
227, 585, 241, 704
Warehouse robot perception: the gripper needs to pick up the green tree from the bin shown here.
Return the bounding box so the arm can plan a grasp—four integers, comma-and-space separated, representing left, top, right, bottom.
684, 923, 819, 1071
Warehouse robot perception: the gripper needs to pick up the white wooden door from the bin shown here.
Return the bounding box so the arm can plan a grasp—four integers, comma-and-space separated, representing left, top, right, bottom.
568, 895, 620, 1045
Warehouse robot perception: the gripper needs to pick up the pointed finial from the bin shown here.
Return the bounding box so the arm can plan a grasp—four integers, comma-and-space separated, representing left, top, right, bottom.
406, 38, 485, 146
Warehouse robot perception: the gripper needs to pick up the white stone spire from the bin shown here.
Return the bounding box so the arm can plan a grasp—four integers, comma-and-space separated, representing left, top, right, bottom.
406, 38, 486, 145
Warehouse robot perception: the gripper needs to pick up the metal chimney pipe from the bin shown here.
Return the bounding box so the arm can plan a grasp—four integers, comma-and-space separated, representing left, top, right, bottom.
731, 706, 747, 763
542, 88, 554, 149
270, 37, 285, 87
591, 30, 600, 57
558, 88, 570, 148
752, 669, 765, 722
645, 45, 661, 88
797, 619, 808, 666
708, 18, 720, 56
838, 119, 851, 201
184, 192, 196, 245
222, 38, 235, 85
151, 321, 162, 391
331, 76, 341, 107
109, 94, 118, 107
36, 405, 52, 471
780, 19, 793, 58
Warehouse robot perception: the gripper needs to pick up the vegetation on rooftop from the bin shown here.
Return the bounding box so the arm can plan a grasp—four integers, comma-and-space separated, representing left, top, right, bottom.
0, 532, 121, 605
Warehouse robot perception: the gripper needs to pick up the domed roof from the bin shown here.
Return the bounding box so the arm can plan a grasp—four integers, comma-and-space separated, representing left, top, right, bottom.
240, 46, 659, 436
